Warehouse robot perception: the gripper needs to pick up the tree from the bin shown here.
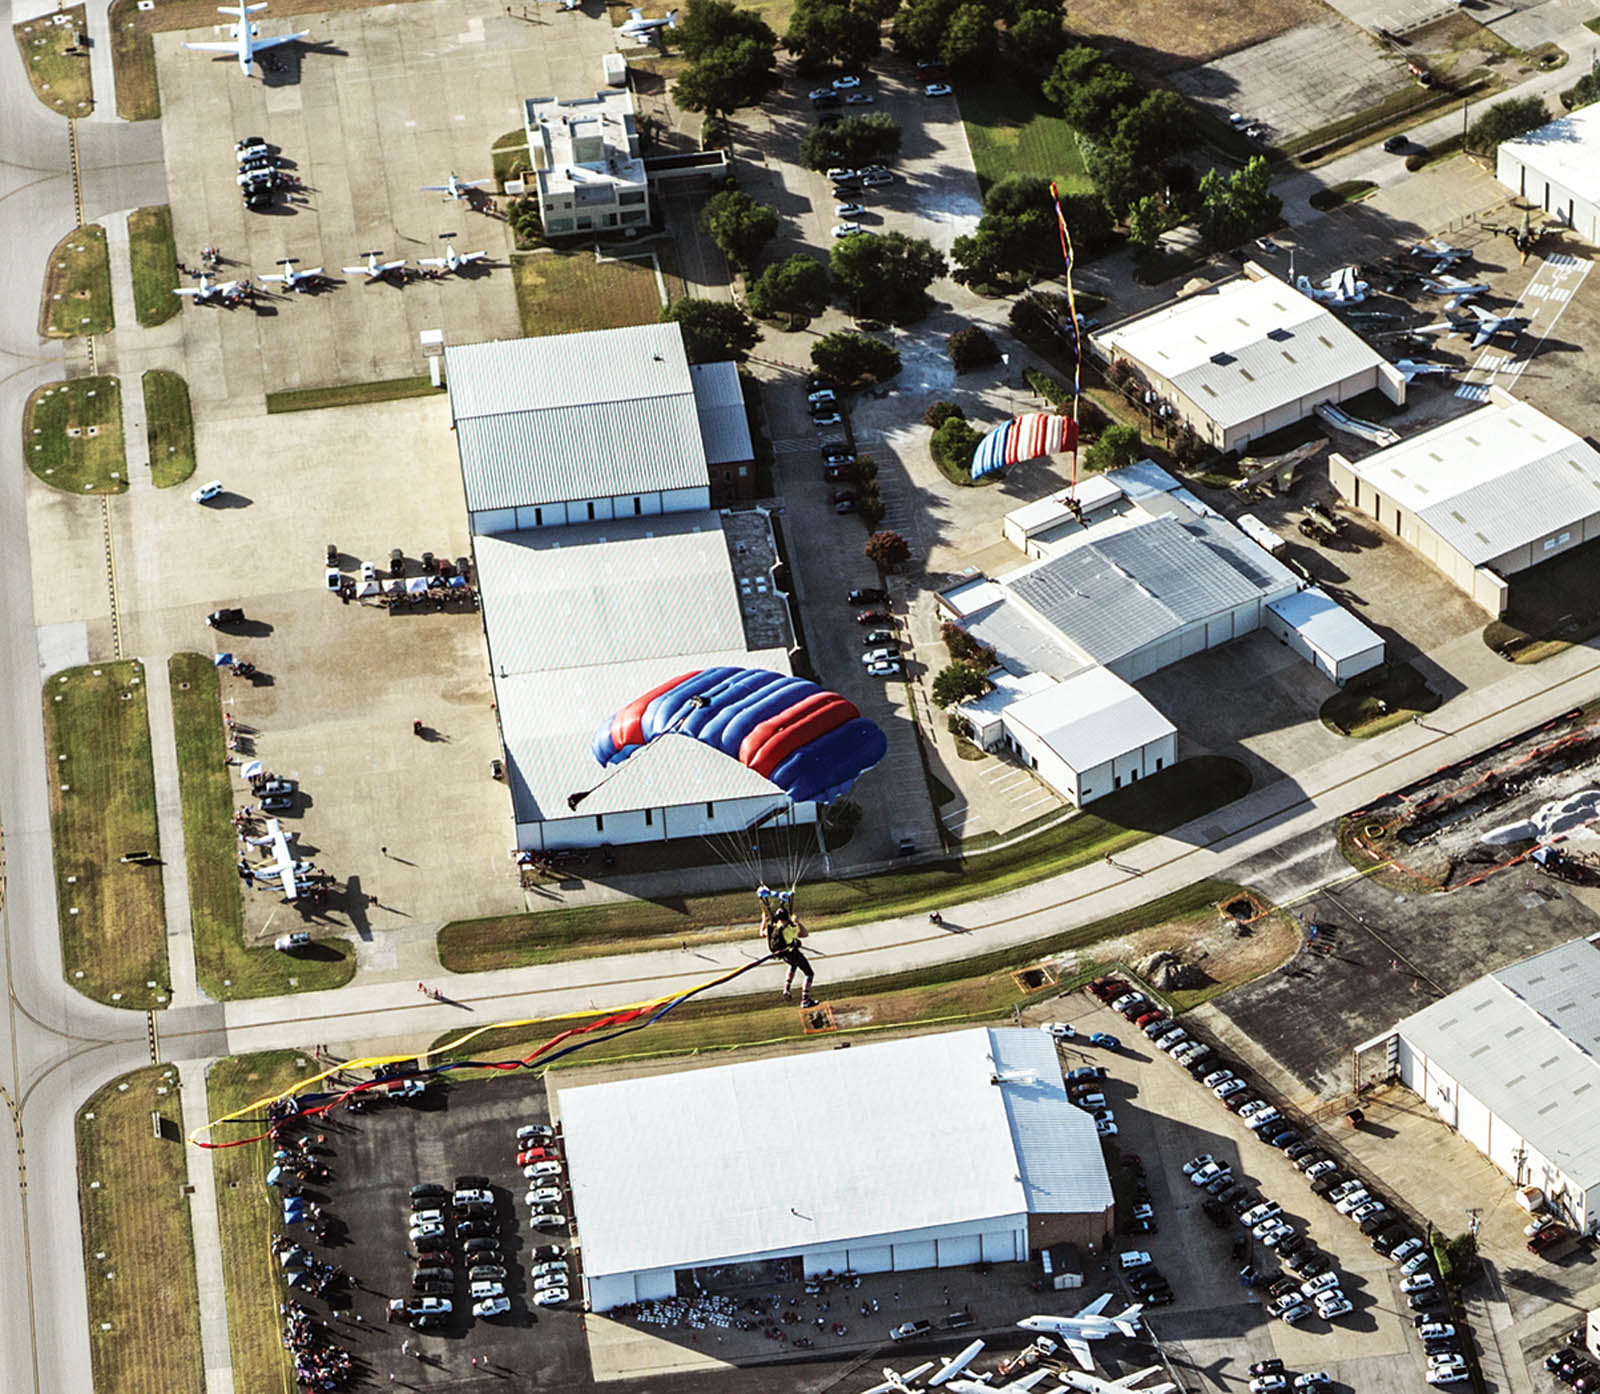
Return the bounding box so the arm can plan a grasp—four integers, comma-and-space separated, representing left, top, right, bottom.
865, 529, 911, 571
1007, 9, 1069, 75
1112, 90, 1196, 167
747, 254, 831, 323
1197, 154, 1280, 249
1058, 190, 1117, 256
1466, 95, 1549, 154
891, 0, 956, 61
1084, 143, 1154, 220
784, 0, 881, 68
798, 111, 903, 169
1126, 194, 1169, 253
1571, 69, 1600, 109
930, 415, 984, 477
856, 0, 902, 21
660, 298, 759, 363
830, 230, 947, 323
931, 661, 990, 708
951, 174, 1060, 286
700, 189, 779, 273
1084, 422, 1141, 472
924, 400, 965, 428
673, 4, 779, 116
941, 620, 997, 667
812, 329, 902, 385
940, 3, 998, 72
947, 325, 1001, 373
1043, 48, 1141, 137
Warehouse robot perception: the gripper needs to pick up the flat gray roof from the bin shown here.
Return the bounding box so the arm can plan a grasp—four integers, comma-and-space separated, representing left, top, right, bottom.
444, 325, 710, 513
1098, 270, 1385, 430
1005, 513, 1297, 667
1499, 102, 1600, 206
560, 1028, 1111, 1282
1396, 937, 1600, 1191
474, 513, 794, 822
1343, 397, 1600, 566
690, 361, 754, 465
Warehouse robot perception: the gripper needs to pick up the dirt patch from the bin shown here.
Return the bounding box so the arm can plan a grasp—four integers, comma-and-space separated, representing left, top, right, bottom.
1065, 0, 1327, 73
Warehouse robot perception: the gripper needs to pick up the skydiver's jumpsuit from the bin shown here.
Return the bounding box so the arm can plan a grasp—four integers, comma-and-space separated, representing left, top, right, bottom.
764, 908, 815, 1006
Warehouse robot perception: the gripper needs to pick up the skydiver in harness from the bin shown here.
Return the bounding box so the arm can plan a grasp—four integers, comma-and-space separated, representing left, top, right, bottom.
759, 886, 816, 1008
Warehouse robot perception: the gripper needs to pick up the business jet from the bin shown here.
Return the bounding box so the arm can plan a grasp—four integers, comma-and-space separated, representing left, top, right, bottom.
1016, 1294, 1143, 1370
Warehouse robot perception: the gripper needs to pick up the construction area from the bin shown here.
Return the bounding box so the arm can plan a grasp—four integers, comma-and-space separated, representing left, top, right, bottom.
1343, 707, 1600, 890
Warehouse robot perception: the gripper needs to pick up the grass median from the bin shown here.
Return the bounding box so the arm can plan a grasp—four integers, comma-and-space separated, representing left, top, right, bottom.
46, 662, 168, 1007
145, 369, 196, 487
13, 4, 92, 116
25, 376, 127, 493
265, 377, 444, 414
512, 250, 666, 338
1320, 662, 1442, 737
439, 756, 1251, 973
77, 1065, 205, 1394
432, 880, 1247, 1064
41, 223, 114, 338
209, 1051, 308, 1394
130, 205, 181, 326
170, 654, 355, 1000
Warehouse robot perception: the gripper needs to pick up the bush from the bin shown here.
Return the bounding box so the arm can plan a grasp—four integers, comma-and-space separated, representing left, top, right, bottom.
947, 713, 975, 740
947, 325, 1001, 373
924, 400, 965, 429
823, 797, 863, 835
865, 529, 911, 571
941, 620, 997, 668
1084, 422, 1141, 472
930, 416, 985, 481
1466, 95, 1548, 155
812, 330, 901, 387
1024, 368, 1069, 407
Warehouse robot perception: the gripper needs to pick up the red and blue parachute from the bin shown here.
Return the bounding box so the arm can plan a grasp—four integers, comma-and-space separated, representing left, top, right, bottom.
592, 667, 887, 806
970, 412, 1079, 480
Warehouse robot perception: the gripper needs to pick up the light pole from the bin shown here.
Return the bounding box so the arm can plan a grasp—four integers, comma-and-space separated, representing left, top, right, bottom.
1001, 352, 1012, 415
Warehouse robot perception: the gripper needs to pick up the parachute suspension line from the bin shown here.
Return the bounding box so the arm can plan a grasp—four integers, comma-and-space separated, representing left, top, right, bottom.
1050, 181, 1084, 498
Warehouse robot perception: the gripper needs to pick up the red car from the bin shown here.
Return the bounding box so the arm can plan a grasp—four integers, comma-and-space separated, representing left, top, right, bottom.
856, 609, 890, 625
518, 1147, 556, 1167
1135, 1010, 1165, 1029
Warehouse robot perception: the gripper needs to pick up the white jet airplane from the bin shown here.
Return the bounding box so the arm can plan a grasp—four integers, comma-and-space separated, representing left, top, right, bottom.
620, 6, 677, 41
183, 4, 309, 76
258, 257, 323, 291
1393, 358, 1459, 383
1016, 1295, 1144, 1371
1296, 265, 1368, 305
928, 1341, 985, 1387
1418, 274, 1489, 310
342, 250, 408, 282
418, 244, 488, 275
420, 172, 491, 202
861, 1362, 935, 1394
173, 272, 249, 304
942, 1370, 1050, 1394
1411, 237, 1469, 272
1059, 1365, 1177, 1394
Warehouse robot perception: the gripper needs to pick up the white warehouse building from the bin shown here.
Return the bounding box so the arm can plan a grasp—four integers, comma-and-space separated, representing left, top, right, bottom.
1361, 937, 1600, 1235
558, 1027, 1115, 1310
1496, 101, 1600, 244
1093, 262, 1405, 455
1329, 389, 1600, 617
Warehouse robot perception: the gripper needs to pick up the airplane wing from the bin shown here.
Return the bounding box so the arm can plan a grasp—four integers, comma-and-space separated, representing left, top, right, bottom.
252, 30, 310, 49
418, 257, 445, 268
460, 251, 487, 263
419, 184, 450, 192
1470, 327, 1492, 348
183, 41, 241, 51
380, 259, 405, 271
861, 1381, 899, 1394
1065, 1338, 1094, 1371
258, 273, 287, 283
1468, 304, 1494, 323
627, 6, 644, 17
1074, 1293, 1114, 1319
1008, 1374, 1053, 1394
173, 287, 200, 296
300, 267, 323, 277
1113, 1368, 1163, 1389
341, 265, 371, 275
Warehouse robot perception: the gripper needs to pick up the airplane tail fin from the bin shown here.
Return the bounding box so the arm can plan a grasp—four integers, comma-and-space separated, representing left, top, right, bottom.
666, 8, 678, 24
1112, 1304, 1142, 1336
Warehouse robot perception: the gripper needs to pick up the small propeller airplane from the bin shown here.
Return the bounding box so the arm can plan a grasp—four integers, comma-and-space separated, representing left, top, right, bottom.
861, 1363, 935, 1394
619, 6, 677, 41
943, 1370, 1051, 1394
420, 172, 491, 202
928, 1342, 985, 1388
1016, 1295, 1144, 1371
258, 257, 324, 291
173, 272, 249, 305
418, 244, 488, 275
1418, 274, 1489, 310
183, 3, 309, 76
342, 250, 408, 282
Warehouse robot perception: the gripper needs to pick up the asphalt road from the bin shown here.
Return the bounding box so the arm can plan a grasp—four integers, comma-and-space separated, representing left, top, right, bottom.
3, 7, 1600, 1394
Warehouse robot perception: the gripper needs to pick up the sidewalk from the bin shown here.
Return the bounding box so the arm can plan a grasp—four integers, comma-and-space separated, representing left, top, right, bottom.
179, 1061, 238, 1394
145, 651, 202, 1006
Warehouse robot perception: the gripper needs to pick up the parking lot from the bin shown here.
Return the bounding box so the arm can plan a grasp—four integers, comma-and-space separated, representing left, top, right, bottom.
153, 0, 623, 411
1037, 991, 1456, 1394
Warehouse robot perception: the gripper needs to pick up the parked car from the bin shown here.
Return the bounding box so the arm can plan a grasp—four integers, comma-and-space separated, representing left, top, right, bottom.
848, 587, 887, 605
1249, 1377, 1287, 1393
206, 607, 245, 627
1088, 1032, 1121, 1050
1250, 1362, 1285, 1378
533, 1287, 570, 1307
469, 1265, 507, 1282
1304, 1159, 1337, 1179
530, 1244, 564, 1261
1202, 1070, 1234, 1090
192, 480, 225, 504
517, 1124, 556, 1145
463, 1238, 502, 1258
1401, 1272, 1436, 1294
474, 1296, 511, 1318
867, 660, 903, 677
832, 74, 862, 89
1278, 1302, 1313, 1325
273, 931, 311, 952
1215, 1079, 1248, 1100
1390, 1237, 1424, 1264
925, 82, 952, 97
526, 1187, 564, 1206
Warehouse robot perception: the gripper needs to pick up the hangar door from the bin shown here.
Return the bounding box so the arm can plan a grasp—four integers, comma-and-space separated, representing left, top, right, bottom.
847, 1245, 893, 1274
981, 1231, 1019, 1263
892, 1240, 937, 1270
937, 1235, 981, 1266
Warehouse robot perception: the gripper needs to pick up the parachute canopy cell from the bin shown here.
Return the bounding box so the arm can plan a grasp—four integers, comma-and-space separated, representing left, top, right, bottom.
970, 413, 1079, 480
591, 666, 887, 806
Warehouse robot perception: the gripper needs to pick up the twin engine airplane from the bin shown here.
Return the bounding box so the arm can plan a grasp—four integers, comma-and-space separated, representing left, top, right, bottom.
183, 3, 308, 76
